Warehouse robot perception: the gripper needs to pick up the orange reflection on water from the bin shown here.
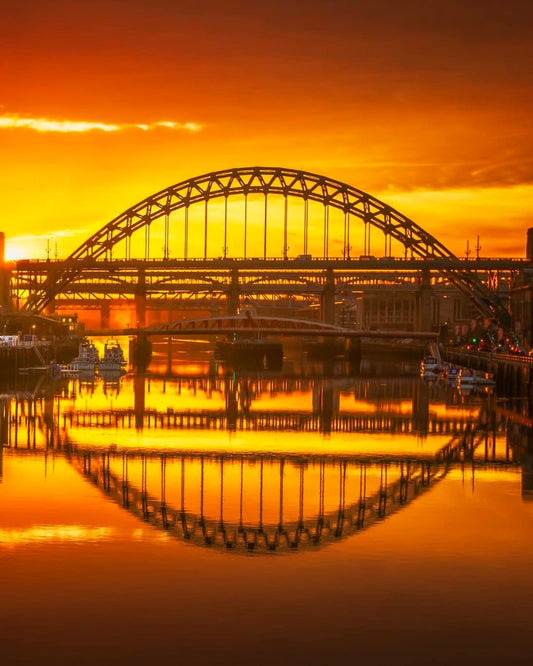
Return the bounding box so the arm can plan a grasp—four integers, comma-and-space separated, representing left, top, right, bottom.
0, 525, 113, 548
67, 427, 454, 457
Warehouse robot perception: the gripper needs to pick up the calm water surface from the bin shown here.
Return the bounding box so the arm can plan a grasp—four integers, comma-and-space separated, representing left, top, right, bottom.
1, 344, 532, 665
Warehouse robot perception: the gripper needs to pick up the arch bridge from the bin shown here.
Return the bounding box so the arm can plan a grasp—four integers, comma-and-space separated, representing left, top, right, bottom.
13, 167, 516, 327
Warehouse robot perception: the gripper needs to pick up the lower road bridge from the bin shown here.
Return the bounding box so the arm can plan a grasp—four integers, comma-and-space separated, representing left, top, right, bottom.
85, 313, 439, 341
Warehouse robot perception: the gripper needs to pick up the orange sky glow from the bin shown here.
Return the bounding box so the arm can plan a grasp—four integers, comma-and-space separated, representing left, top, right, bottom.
2, 0, 532, 260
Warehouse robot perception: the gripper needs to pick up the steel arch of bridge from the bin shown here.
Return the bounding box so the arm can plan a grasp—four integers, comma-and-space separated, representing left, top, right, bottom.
70, 166, 454, 261
22, 166, 509, 323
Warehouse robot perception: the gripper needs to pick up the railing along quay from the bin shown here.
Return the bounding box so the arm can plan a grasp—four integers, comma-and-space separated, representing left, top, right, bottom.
443, 347, 533, 396
445, 348, 532, 368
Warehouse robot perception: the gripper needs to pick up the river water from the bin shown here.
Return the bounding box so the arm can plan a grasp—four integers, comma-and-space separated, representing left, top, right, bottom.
1, 341, 532, 665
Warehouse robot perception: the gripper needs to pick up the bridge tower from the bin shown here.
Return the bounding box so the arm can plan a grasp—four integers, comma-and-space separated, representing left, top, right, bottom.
227, 268, 241, 316
135, 267, 147, 328
321, 269, 336, 325
417, 268, 433, 332
100, 301, 111, 329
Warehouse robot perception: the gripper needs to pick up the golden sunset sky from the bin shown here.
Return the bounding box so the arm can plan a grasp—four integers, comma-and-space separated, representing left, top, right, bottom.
2, 0, 532, 259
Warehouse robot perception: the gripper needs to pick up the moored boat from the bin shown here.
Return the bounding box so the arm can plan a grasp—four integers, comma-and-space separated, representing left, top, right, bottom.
99, 338, 126, 371
72, 337, 99, 372
420, 355, 441, 378
458, 368, 496, 387
444, 364, 460, 384
49, 362, 79, 377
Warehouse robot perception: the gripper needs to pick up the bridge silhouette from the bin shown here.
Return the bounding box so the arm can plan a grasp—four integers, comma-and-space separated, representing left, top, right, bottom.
9, 166, 520, 328
3, 430, 514, 554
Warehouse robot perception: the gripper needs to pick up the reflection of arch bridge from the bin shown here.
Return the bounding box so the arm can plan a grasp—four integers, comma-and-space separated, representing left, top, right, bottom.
62, 425, 500, 554
53, 389, 509, 553
0, 387, 517, 553
68, 448, 449, 553
13, 166, 517, 326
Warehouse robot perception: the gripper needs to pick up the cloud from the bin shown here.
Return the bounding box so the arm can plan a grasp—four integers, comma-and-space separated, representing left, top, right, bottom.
0, 114, 202, 133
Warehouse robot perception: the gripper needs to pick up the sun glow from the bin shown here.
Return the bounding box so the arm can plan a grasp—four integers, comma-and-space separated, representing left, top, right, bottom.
4, 230, 92, 261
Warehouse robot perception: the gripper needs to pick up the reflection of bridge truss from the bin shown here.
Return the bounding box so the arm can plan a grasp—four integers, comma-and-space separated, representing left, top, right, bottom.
0, 373, 496, 440
13, 167, 517, 324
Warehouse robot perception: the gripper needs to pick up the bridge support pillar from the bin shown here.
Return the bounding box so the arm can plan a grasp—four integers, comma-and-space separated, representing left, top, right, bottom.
227, 268, 241, 316
44, 298, 56, 316
135, 293, 147, 328
417, 269, 433, 332
0, 232, 11, 312
135, 268, 147, 328
321, 269, 336, 325
101, 301, 111, 329
345, 337, 361, 364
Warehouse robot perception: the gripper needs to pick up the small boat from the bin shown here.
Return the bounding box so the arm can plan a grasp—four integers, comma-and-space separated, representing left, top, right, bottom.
99, 338, 126, 371
420, 355, 441, 378
72, 337, 99, 372
49, 362, 79, 377
472, 372, 496, 387
445, 365, 460, 384
458, 369, 495, 387
458, 369, 476, 385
